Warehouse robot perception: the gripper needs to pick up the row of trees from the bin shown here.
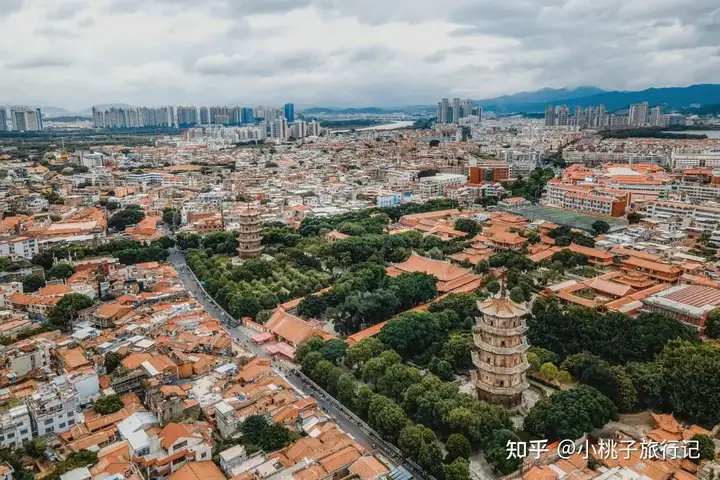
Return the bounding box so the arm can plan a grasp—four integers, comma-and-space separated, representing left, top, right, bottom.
187, 250, 331, 320
297, 337, 519, 477
32, 237, 174, 270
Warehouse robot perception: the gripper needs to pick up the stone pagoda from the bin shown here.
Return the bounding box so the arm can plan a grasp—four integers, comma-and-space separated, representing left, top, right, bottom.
471, 292, 530, 409
237, 209, 262, 259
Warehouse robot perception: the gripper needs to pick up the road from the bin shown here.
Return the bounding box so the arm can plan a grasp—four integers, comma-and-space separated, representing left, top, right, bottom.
167, 249, 406, 469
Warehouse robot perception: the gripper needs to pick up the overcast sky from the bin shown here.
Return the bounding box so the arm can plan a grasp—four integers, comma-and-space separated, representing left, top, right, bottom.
2, 0, 720, 110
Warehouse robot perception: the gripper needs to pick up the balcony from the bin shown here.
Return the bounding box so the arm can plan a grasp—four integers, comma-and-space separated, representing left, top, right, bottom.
474, 322, 527, 336
471, 352, 530, 375
474, 336, 529, 355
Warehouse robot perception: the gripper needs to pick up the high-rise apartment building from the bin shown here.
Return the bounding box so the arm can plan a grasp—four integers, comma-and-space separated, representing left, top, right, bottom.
283, 103, 295, 122
177, 106, 198, 127
10, 107, 43, 131
199, 106, 210, 124
629, 102, 649, 126
460, 99, 473, 119
544, 105, 555, 126
596, 104, 606, 128
451, 98, 461, 123
649, 106, 662, 127
439, 98, 450, 123
557, 105, 569, 126
0, 108, 7, 131
241, 108, 254, 125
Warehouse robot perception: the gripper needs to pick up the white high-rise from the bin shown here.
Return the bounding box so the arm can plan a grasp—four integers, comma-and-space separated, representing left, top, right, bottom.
10, 107, 43, 131
629, 102, 649, 126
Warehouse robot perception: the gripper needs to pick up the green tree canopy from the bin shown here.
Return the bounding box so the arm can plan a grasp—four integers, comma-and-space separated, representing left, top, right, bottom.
46, 263, 75, 280
48, 293, 94, 330
524, 386, 618, 441
21, 274, 45, 293
108, 206, 145, 230
93, 394, 124, 415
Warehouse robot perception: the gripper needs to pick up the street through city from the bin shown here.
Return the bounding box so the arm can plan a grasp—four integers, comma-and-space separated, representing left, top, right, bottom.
166, 249, 418, 474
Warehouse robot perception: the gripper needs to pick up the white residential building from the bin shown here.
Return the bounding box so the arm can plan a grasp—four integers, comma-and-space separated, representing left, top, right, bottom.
27, 376, 80, 436
670, 149, 720, 170
419, 173, 466, 197
0, 237, 39, 259
0, 405, 32, 450
644, 201, 720, 232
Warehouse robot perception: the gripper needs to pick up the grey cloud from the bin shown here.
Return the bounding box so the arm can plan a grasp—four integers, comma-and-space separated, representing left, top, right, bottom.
424, 46, 475, 63
225, 0, 313, 15
35, 26, 80, 38
77, 17, 94, 27
349, 46, 396, 63
46, 2, 83, 20
0, 0, 23, 18
193, 52, 326, 76
6, 57, 73, 69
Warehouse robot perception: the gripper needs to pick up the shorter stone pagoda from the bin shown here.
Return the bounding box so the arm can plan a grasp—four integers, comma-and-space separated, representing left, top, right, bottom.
237, 209, 262, 259
471, 293, 530, 409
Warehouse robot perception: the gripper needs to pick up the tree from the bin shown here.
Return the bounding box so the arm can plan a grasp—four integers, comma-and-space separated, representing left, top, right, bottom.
376, 363, 422, 402
345, 337, 383, 371
106, 201, 120, 211
486, 280, 500, 296
21, 274, 45, 293
445, 433, 471, 462
367, 394, 408, 442
627, 212, 642, 224
93, 394, 124, 415
706, 310, 720, 339
162, 207, 181, 227
104, 351, 123, 374
320, 339, 347, 364
46, 263, 74, 280
23, 437, 46, 458
429, 139, 440, 147
509, 286, 525, 303
241, 415, 269, 445
455, 219, 481, 237
428, 356, 453, 380
56, 450, 99, 475
48, 293, 94, 330
485, 429, 523, 475
440, 334, 474, 371
658, 340, 720, 425
691, 434, 715, 463
108, 207, 145, 230
259, 423, 296, 452
444, 458, 471, 480
229, 296, 261, 319
524, 386, 618, 441
380, 312, 443, 361
297, 294, 328, 319
561, 352, 638, 412
592, 220, 611, 235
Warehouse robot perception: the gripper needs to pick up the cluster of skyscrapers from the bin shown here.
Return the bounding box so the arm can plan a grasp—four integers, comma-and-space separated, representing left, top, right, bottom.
92, 103, 296, 129
0, 107, 44, 132
545, 101, 684, 129
436, 98, 482, 124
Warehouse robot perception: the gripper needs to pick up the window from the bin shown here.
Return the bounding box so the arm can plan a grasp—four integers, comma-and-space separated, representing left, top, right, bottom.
44, 419, 53, 425
6, 433, 13, 439
67, 418, 75, 425
174, 440, 188, 450
20, 429, 28, 435
200, 453, 207, 459
46, 426, 54, 433
58, 423, 66, 429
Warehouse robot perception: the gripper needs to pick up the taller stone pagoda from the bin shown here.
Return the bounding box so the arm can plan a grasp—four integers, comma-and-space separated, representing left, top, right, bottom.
471, 293, 530, 409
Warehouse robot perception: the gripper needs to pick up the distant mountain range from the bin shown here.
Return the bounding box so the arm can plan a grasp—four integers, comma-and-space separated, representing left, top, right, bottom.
15, 83, 720, 119
300, 84, 720, 115
477, 84, 720, 113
